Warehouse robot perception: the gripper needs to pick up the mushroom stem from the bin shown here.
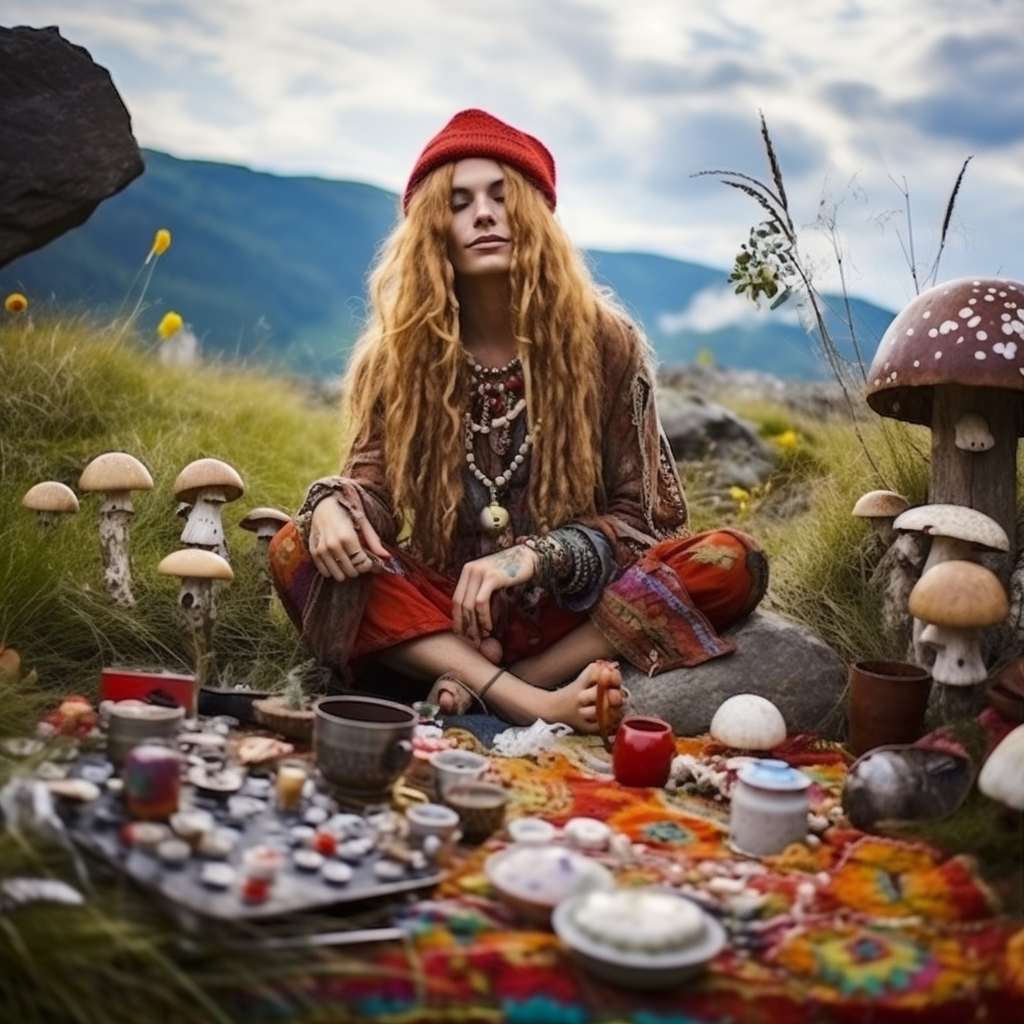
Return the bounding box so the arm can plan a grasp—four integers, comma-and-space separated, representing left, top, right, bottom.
180, 492, 229, 560
177, 576, 218, 687
919, 623, 988, 686
98, 504, 135, 606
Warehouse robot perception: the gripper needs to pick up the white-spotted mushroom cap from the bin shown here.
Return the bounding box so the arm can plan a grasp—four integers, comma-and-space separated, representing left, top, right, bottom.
173, 458, 244, 504
22, 481, 80, 515
78, 451, 154, 496
239, 507, 291, 540
978, 723, 1024, 811
865, 277, 1024, 425
157, 548, 234, 582
709, 693, 787, 750
892, 504, 1009, 554
852, 490, 911, 520
908, 560, 1008, 629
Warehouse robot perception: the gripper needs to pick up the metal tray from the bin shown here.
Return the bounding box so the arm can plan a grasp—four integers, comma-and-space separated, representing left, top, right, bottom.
57, 755, 444, 922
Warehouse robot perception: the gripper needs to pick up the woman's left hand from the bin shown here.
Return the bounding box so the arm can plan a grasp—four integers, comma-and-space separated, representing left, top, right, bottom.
452, 545, 538, 648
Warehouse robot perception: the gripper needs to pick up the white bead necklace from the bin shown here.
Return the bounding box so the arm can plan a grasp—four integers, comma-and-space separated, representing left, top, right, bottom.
464, 415, 534, 537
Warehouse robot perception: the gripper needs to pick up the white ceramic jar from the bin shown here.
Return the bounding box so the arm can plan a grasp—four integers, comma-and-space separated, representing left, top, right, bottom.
729, 758, 811, 857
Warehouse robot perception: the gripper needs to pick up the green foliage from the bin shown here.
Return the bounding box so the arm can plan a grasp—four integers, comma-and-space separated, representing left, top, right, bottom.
0, 314, 342, 695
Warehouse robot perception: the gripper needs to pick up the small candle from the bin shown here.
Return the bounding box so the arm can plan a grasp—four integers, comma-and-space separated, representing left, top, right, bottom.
275, 760, 308, 813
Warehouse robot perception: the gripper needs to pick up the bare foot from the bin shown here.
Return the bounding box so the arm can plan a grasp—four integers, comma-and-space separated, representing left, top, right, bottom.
427, 673, 475, 715
541, 660, 624, 735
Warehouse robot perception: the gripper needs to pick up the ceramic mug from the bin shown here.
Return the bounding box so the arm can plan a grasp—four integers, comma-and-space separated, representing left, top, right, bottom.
611, 715, 676, 787
430, 748, 489, 799
313, 695, 416, 798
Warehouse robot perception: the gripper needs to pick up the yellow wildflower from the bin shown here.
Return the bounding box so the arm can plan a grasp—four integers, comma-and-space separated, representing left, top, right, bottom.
146, 228, 172, 264
4, 292, 28, 314
771, 428, 799, 450
728, 486, 751, 504
157, 311, 184, 339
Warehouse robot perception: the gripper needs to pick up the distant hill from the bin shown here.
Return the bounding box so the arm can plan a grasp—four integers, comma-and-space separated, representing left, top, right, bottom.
0, 150, 895, 379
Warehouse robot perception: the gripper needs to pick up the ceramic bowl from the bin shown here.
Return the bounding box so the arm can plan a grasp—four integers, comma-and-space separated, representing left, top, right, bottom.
443, 781, 509, 843
551, 888, 727, 990
484, 843, 614, 925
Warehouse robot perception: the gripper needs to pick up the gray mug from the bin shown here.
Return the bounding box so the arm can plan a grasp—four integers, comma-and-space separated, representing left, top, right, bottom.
313, 695, 416, 798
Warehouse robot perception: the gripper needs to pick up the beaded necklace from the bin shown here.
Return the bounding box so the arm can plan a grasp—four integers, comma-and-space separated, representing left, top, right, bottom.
464, 354, 532, 536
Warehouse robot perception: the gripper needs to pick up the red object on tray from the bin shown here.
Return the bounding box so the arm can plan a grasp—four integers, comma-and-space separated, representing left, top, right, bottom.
100, 667, 196, 710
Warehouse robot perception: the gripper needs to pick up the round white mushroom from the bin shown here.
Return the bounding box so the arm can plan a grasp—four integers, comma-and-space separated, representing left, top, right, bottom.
709, 693, 787, 750
977, 723, 1024, 811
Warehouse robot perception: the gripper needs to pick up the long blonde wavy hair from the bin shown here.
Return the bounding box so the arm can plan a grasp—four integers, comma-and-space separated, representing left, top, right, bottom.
342, 162, 630, 567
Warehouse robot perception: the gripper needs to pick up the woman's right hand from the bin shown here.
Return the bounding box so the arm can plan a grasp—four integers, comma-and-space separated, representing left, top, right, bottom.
307, 497, 390, 581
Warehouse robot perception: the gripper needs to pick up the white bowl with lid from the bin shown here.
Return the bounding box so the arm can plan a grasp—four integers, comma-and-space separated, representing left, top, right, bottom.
729, 757, 811, 857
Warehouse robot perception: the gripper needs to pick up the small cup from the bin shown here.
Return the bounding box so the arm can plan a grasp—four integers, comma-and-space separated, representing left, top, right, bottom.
275, 759, 309, 813
443, 781, 509, 843
612, 715, 676, 788
429, 749, 489, 799
405, 802, 461, 844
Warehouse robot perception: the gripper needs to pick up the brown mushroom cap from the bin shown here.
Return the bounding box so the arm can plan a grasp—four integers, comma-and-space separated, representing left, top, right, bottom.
892, 503, 1009, 552
865, 277, 1024, 426
173, 458, 244, 504
239, 507, 291, 533
157, 548, 234, 581
908, 559, 1008, 628
852, 490, 911, 519
78, 452, 154, 493
22, 481, 80, 514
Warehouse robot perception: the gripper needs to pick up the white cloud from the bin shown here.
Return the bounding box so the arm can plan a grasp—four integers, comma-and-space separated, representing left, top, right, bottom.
658, 285, 802, 335
12, 0, 1024, 313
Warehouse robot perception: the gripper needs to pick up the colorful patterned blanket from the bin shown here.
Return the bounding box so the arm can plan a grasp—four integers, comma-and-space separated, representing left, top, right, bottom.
233, 726, 1024, 1024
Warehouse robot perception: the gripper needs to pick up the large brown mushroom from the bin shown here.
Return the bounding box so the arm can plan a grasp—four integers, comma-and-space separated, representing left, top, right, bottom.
78, 451, 154, 605
865, 277, 1024, 553
908, 559, 1009, 686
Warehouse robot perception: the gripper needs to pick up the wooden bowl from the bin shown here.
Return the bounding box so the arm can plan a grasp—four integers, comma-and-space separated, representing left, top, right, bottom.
252, 696, 315, 744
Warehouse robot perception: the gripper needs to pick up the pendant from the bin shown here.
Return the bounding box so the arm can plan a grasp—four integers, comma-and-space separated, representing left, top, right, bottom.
479, 503, 510, 537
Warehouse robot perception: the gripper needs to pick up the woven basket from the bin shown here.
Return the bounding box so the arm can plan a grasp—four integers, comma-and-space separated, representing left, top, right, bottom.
252, 695, 315, 744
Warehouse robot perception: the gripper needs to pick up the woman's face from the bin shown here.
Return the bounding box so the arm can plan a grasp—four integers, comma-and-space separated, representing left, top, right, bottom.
446, 158, 511, 278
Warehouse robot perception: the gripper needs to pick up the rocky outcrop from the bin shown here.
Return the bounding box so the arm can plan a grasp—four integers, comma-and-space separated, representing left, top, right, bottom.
624, 609, 849, 740
0, 26, 143, 269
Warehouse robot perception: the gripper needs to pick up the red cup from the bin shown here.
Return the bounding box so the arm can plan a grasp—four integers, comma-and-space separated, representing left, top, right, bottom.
612, 715, 676, 787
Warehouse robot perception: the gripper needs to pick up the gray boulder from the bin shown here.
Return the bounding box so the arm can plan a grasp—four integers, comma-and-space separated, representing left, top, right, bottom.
0, 25, 143, 269
624, 609, 848, 740
656, 389, 776, 490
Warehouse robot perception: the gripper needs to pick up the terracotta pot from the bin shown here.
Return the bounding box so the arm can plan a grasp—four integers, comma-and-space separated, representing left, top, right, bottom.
847, 659, 932, 757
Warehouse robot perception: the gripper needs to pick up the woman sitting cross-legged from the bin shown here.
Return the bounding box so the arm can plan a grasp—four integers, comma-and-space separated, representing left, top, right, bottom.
269, 108, 768, 736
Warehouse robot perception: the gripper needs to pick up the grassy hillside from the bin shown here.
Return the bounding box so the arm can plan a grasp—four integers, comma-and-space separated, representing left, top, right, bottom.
0, 150, 896, 380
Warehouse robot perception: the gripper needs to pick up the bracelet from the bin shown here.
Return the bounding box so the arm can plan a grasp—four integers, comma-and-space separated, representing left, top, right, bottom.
477, 667, 506, 702
520, 527, 601, 598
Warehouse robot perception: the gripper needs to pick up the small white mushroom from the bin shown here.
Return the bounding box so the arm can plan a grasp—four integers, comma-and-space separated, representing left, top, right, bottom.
239, 506, 291, 545
22, 480, 79, 528
173, 458, 245, 560
909, 559, 1009, 686
158, 547, 234, 688
78, 451, 154, 605
977, 723, 1024, 811
954, 412, 995, 452
852, 489, 911, 547
709, 693, 787, 750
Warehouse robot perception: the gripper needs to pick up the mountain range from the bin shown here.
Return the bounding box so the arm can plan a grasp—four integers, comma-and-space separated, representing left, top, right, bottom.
0, 149, 896, 380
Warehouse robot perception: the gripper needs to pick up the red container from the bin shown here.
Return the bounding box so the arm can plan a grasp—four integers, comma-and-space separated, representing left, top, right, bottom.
123, 740, 182, 821
100, 667, 196, 712
612, 715, 676, 788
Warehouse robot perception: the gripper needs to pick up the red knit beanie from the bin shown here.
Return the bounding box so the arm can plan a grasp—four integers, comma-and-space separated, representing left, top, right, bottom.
403, 108, 557, 212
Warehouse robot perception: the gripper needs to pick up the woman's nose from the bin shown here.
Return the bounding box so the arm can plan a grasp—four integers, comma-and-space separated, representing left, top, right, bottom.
472, 197, 498, 225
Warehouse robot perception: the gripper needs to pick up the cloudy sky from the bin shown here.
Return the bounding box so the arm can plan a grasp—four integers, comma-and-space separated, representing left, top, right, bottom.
10, 0, 1024, 323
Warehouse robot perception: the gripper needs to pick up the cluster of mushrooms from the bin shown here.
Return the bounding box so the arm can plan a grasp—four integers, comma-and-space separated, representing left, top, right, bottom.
855, 276, 1024, 822
22, 452, 291, 684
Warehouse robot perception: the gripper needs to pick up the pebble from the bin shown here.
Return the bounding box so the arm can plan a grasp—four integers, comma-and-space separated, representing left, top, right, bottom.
293, 849, 325, 872
200, 863, 236, 889
323, 861, 354, 885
